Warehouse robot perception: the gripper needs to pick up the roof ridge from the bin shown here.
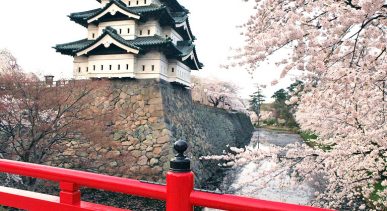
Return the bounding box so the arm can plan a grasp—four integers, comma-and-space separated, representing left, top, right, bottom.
56, 38, 89, 47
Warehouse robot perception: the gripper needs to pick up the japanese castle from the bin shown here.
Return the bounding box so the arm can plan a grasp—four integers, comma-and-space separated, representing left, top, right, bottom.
55, 0, 202, 86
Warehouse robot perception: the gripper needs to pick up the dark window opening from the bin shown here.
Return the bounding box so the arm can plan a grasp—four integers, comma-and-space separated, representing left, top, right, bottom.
93, 65, 96, 71
144, 0, 147, 4
152, 65, 155, 71
142, 65, 145, 71
78, 67, 81, 73
118, 65, 121, 70
128, 1, 131, 6
136, 0, 139, 5
109, 65, 112, 70
101, 65, 104, 70
128, 28, 130, 34
140, 30, 143, 35
148, 30, 151, 35
86, 67, 89, 72
126, 64, 129, 70
172, 68, 175, 72
92, 33, 95, 39
119, 29, 122, 34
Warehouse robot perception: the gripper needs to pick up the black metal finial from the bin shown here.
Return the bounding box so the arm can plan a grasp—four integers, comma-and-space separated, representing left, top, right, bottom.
170, 140, 191, 172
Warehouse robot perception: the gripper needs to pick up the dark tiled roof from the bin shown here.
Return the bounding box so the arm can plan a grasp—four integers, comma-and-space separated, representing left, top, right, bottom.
69, 8, 100, 19
55, 28, 177, 56
129, 4, 165, 13
54, 39, 94, 55
70, 3, 187, 28
130, 35, 171, 46
87, 0, 139, 23
95, 0, 188, 13
176, 40, 194, 56
54, 31, 202, 69
54, 27, 139, 55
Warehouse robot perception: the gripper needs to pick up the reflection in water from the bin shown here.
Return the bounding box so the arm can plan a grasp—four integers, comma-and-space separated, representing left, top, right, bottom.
205, 129, 313, 211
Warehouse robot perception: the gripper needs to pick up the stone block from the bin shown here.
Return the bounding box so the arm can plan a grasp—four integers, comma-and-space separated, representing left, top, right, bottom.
149, 158, 159, 166
153, 147, 162, 155
157, 135, 169, 144
131, 150, 142, 158
138, 156, 148, 166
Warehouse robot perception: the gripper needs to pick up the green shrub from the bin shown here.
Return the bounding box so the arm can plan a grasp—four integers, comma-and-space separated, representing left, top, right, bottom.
263, 118, 276, 126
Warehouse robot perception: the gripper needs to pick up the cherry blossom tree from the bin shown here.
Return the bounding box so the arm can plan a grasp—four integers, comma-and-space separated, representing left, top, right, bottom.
191, 76, 247, 111
0, 49, 20, 73
0, 54, 112, 187
221, 0, 387, 209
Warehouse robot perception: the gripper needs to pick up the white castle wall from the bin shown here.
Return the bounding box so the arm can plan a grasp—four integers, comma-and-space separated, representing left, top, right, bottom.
137, 20, 162, 37
88, 20, 165, 40
99, 20, 137, 40
73, 52, 191, 86
167, 60, 191, 84
74, 54, 136, 79
163, 27, 184, 44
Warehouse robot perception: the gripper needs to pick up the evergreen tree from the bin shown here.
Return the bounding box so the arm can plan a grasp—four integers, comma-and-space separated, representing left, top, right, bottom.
249, 86, 265, 126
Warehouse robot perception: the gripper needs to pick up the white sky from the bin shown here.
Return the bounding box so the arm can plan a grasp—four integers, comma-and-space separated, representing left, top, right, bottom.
0, 0, 295, 100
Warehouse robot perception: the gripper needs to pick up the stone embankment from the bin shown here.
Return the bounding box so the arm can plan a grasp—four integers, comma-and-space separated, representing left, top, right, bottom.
50, 79, 254, 186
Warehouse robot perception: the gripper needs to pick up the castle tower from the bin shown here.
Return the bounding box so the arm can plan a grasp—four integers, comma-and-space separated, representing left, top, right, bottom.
55, 0, 202, 86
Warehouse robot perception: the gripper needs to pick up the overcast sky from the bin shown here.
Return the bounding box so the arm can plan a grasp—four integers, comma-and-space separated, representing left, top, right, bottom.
0, 0, 295, 99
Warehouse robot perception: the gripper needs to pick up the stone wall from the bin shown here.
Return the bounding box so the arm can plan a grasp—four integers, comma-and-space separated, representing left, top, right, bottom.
51, 79, 253, 186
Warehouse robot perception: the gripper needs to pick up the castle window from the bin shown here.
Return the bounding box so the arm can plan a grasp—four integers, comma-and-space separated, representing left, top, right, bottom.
148, 29, 151, 35
92, 33, 95, 39
140, 30, 143, 35
78, 67, 81, 73
126, 64, 129, 70
142, 65, 145, 71
152, 65, 155, 71
118, 64, 121, 70
86, 67, 89, 72
93, 65, 96, 71
128, 1, 131, 6
109, 65, 112, 70
172, 68, 175, 72
144, 0, 147, 4
119, 29, 122, 34
128, 28, 130, 34
101, 65, 104, 70
136, 0, 139, 5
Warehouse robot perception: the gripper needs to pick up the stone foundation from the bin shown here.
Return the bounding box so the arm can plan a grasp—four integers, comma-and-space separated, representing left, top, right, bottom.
50, 79, 254, 186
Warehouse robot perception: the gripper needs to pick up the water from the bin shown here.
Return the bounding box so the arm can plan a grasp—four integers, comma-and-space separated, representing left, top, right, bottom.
205, 129, 314, 211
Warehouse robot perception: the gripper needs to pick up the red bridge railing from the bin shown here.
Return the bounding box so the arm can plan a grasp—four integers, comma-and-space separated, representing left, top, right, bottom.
0, 140, 333, 211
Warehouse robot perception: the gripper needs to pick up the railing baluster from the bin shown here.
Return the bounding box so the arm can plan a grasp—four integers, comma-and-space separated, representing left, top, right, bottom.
59, 181, 81, 205
166, 140, 194, 211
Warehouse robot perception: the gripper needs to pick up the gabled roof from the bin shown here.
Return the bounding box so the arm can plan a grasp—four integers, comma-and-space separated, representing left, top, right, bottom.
69, 5, 195, 41
55, 27, 139, 56
69, 4, 168, 27
54, 29, 202, 69
87, 0, 140, 24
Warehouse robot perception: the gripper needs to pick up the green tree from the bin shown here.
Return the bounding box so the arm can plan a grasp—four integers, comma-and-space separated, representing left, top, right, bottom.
249, 86, 265, 126
271, 87, 298, 128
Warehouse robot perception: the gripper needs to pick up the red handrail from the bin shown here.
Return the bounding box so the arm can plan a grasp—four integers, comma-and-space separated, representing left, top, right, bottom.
0, 143, 335, 211
0, 159, 166, 200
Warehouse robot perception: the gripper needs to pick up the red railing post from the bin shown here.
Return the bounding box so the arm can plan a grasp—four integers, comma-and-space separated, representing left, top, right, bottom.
166, 140, 194, 211
59, 181, 81, 205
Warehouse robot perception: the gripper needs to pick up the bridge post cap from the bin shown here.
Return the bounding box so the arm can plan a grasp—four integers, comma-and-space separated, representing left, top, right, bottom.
174, 140, 188, 153
170, 140, 191, 172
